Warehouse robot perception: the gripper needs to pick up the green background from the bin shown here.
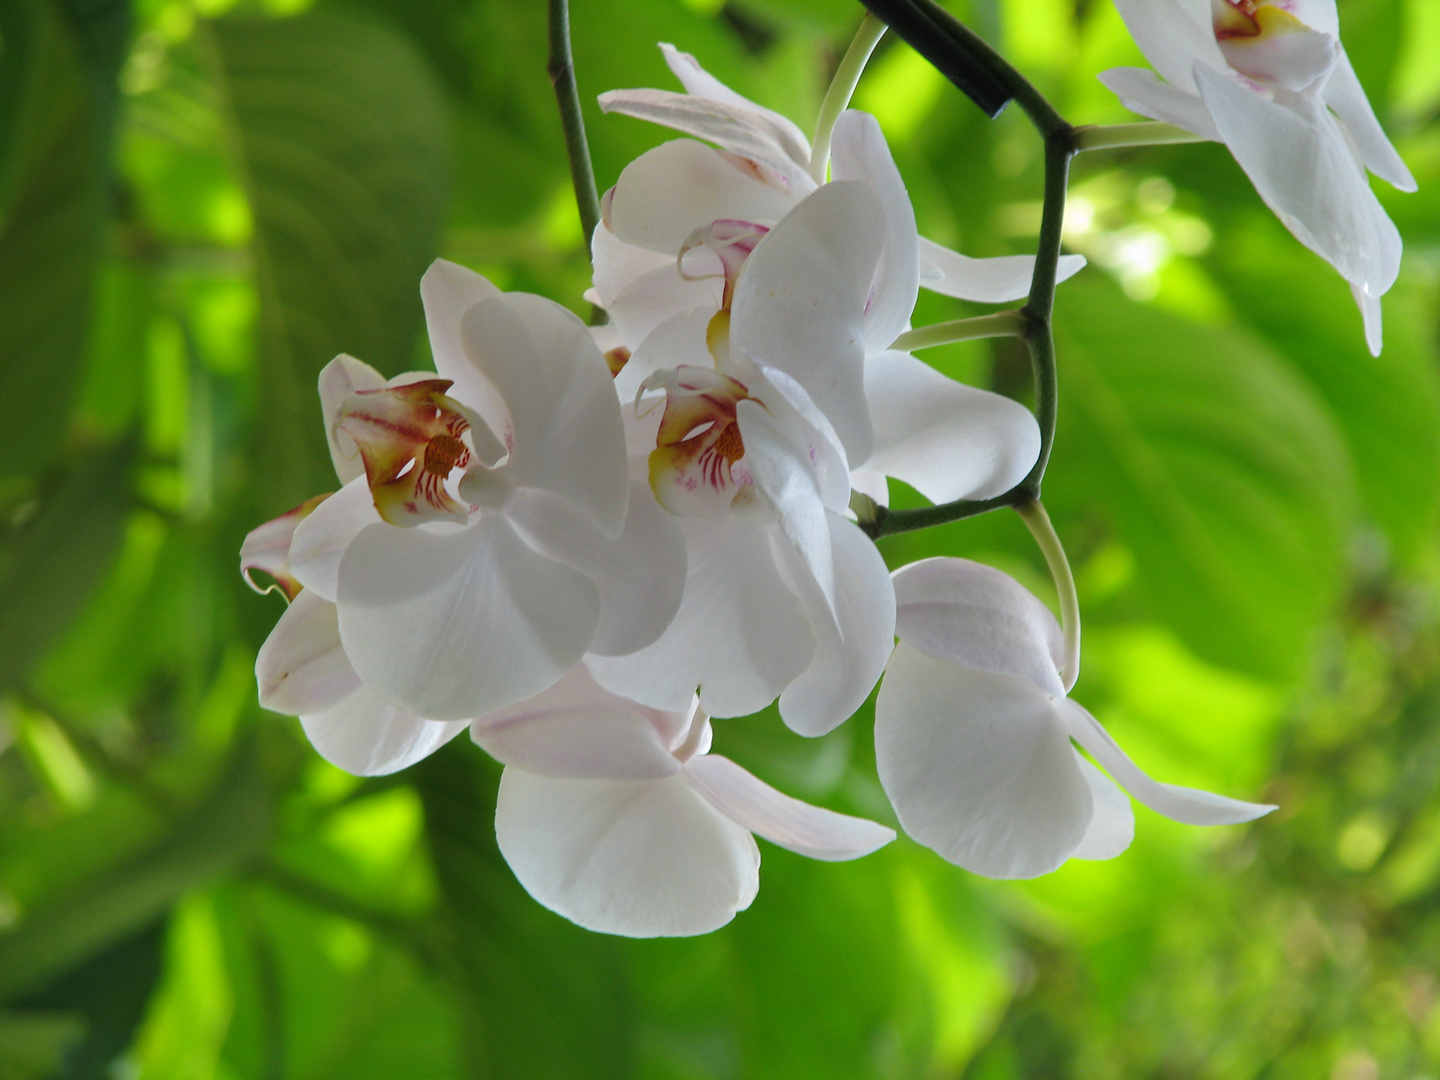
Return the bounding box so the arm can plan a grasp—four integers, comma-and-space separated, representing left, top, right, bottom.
2, 0, 1438, 1076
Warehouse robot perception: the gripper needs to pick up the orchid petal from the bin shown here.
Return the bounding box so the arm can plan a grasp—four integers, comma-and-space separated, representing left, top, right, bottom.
420, 259, 509, 461
731, 180, 884, 463
607, 140, 795, 257
1352, 281, 1384, 358
683, 754, 894, 860
240, 493, 331, 601
508, 482, 686, 657
876, 644, 1092, 879
830, 111, 919, 352
775, 512, 897, 738
495, 769, 759, 938
471, 665, 685, 780
1216, 7, 1336, 92
1112, 0, 1225, 93
301, 689, 468, 777
591, 224, 673, 307
1070, 753, 1135, 861
1060, 698, 1277, 825
1097, 67, 1223, 139
892, 557, 1066, 697
460, 293, 629, 535
337, 515, 600, 721
615, 309, 716, 408
288, 475, 381, 603
607, 262, 722, 354
255, 590, 360, 716
1323, 49, 1416, 192
587, 516, 814, 718
1194, 61, 1401, 301
862, 351, 1040, 504
318, 355, 387, 484
918, 237, 1088, 303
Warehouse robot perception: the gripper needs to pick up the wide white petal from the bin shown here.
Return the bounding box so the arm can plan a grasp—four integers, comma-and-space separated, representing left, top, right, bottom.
1323, 49, 1416, 192
591, 224, 672, 307
862, 351, 1040, 504
289, 475, 381, 602
607, 140, 795, 257
775, 513, 896, 737
607, 263, 722, 354
587, 516, 814, 718
337, 515, 600, 721
731, 180, 884, 463
1111, 0, 1224, 93
301, 688, 468, 777
255, 589, 360, 716
615, 308, 715, 405
460, 293, 628, 535
918, 236, 1088, 303
876, 645, 1091, 879
318, 354, 386, 484
420, 259, 510, 454
1097, 67, 1223, 140
1194, 63, 1401, 300
830, 111, 919, 352
471, 664, 684, 780
496, 769, 759, 937
1060, 699, 1276, 825
507, 483, 686, 657
683, 754, 894, 860
892, 557, 1066, 697
1070, 753, 1135, 861
749, 367, 850, 512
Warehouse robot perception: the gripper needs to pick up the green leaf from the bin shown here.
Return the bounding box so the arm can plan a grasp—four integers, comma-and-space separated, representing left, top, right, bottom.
206, 12, 450, 513
1047, 276, 1356, 680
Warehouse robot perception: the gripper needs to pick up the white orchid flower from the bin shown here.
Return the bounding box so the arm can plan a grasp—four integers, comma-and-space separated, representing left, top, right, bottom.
474, 664, 895, 938
874, 558, 1275, 879
255, 260, 686, 724
1100, 0, 1415, 355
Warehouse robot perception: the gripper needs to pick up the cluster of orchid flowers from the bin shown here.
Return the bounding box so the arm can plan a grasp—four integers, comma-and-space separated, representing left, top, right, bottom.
240, 0, 1409, 937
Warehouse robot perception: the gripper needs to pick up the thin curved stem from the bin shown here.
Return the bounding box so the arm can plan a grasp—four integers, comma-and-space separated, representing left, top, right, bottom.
890, 310, 1025, 352
546, 0, 605, 323
1074, 121, 1206, 152
1014, 500, 1080, 691
810, 13, 888, 182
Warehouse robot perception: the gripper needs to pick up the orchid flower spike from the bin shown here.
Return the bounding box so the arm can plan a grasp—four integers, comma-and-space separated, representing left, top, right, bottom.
875, 558, 1276, 879
1101, 0, 1415, 355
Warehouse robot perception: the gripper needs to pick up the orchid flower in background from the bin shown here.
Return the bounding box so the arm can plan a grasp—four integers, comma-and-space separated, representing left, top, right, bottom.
477, 665, 894, 937
875, 558, 1275, 879
1100, 0, 1415, 355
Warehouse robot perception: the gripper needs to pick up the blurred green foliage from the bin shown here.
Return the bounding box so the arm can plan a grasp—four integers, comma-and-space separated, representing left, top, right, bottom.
1, 0, 1438, 1076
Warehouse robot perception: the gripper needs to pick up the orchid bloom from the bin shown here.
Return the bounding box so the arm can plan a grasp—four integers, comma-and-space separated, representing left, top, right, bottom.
253, 260, 686, 724
1101, 0, 1415, 355
874, 558, 1275, 879
475, 664, 895, 938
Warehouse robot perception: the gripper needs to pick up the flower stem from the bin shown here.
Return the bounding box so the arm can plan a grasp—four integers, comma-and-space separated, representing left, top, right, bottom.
890, 310, 1026, 352
546, 0, 606, 323
1014, 499, 1080, 691
1074, 121, 1206, 152
810, 12, 888, 183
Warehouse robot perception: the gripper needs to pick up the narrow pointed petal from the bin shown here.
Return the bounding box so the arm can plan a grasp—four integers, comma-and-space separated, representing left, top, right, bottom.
240, 493, 331, 601
830, 111, 919, 352
420, 259, 511, 451
255, 590, 360, 716
918, 237, 1088, 303
607, 140, 795, 257
471, 665, 685, 780
892, 557, 1066, 698
776, 512, 896, 737
1060, 699, 1277, 825
587, 516, 814, 718
1097, 67, 1223, 139
337, 515, 600, 721
289, 475, 381, 603
862, 351, 1040, 504
1194, 62, 1402, 301
683, 754, 894, 860
1070, 753, 1135, 861
1323, 49, 1417, 191
301, 689, 468, 777
496, 769, 760, 937
731, 180, 884, 463
876, 645, 1092, 878
460, 294, 628, 535
1112, 0, 1226, 92
318, 355, 387, 484
508, 483, 687, 658
1352, 281, 1384, 357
